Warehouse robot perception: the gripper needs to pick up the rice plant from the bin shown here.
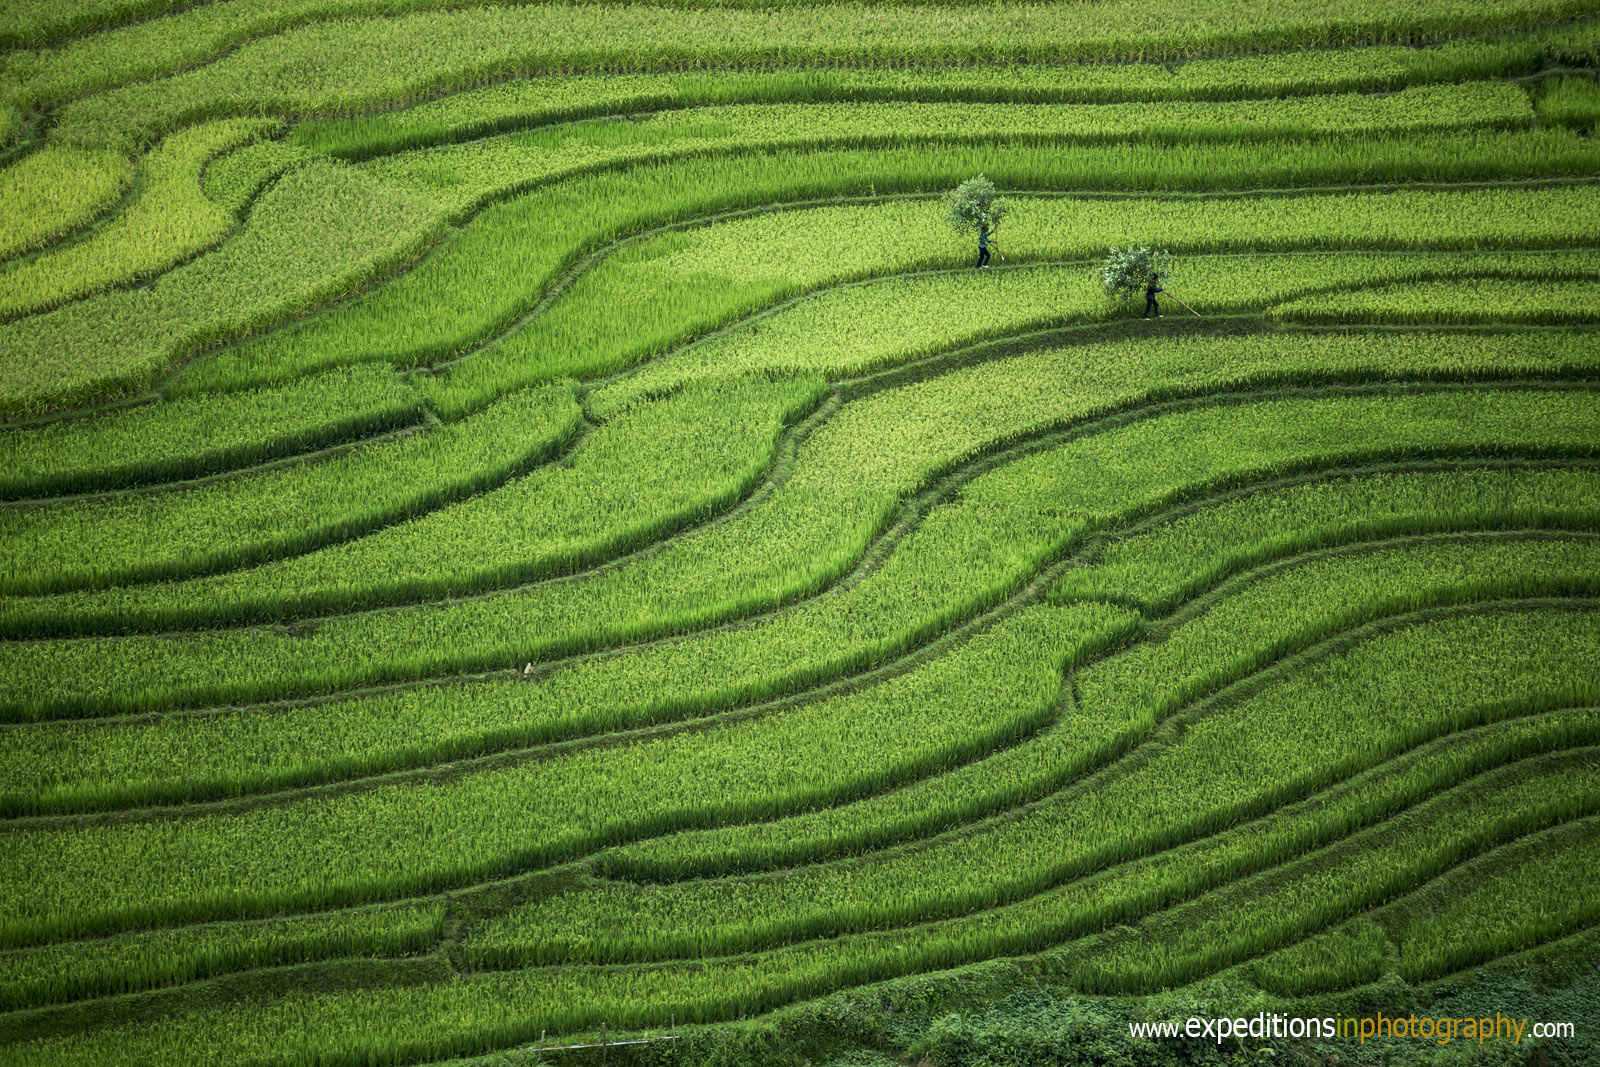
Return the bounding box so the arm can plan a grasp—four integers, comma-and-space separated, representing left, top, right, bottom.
0, 385, 579, 595
3, 385, 1597, 719
0, 363, 422, 500
0, 145, 131, 260
3, 4, 1599, 1062
0, 160, 446, 418
0, 120, 279, 321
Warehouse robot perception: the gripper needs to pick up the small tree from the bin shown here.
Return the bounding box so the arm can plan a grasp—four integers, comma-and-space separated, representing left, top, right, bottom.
944, 174, 1011, 240
1099, 245, 1173, 302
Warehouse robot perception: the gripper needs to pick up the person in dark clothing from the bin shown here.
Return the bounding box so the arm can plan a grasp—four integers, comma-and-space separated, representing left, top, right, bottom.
977, 226, 991, 269
1143, 272, 1164, 318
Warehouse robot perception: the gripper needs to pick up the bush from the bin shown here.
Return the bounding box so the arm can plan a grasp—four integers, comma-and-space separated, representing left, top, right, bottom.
944, 173, 1012, 240
1101, 245, 1174, 301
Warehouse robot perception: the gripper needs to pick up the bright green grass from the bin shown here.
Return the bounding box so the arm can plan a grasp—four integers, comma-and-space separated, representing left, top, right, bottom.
1270, 276, 1600, 324
198, 135, 315, 214
602, 465, 1600, 880
1250, 818, 1600, 993
178, 130, 1600, 399
0, 385, 579, 595
9, 0, 526, 134
0, 160, 446, 418
296, 33, 1579, 159
0, 363, 421, 499
1, 387, 1595, 721
1070, 537, 1599, 740
37, 0, 1586, 148
1248, 915, 1397, 995
416, 187, 1600, 416
589, 256, 1600, 419
1049, 750, 1600, 996
17, 323, 1600, 633
0, 0, 205, 50
0, 373, 819, 630
1386, 821, 1600, 982
1538, 74, 1600, 127
1053, 462, 1600, 611
7, 727, 1596, 1064
0, 601, 1128, 944
0, 145, 130, 261
0, 119, 278, 321
47, 556, 1594, 956
361, 120, 1595, 218
0, 103, 20, 145
0, 900, 442, 1011
470, 572, 1600, 964
1, 8, 1597, 1059
13, 466, 1595, 818
363, 85, 1530, 198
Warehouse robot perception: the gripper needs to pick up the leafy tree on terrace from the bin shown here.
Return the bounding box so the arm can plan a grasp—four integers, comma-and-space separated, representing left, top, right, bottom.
944, 174, 1010, 268
1100, 245, 1174, 304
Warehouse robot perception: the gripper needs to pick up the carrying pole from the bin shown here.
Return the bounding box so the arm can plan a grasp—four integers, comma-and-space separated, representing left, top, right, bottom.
1166, 291, 1202, 316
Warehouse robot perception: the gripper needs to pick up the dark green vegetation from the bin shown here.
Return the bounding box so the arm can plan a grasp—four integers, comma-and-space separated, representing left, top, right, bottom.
1, 3, 1598, 1066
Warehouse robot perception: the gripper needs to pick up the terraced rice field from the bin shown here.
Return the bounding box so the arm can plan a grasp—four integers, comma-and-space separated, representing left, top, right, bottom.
2, 2, 1600, 1065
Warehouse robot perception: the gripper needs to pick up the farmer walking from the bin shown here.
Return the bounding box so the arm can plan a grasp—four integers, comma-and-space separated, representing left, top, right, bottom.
1143, 272, 1164, 318
945, 175, 1009, 271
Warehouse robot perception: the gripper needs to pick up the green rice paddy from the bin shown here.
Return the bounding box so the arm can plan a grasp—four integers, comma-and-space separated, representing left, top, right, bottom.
1, 2, 1598, 1065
